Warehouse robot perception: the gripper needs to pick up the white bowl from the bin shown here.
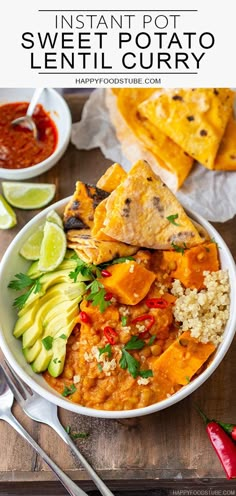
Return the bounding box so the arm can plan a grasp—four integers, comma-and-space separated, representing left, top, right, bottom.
0, 88, 72, 180
0, 199, 236, 419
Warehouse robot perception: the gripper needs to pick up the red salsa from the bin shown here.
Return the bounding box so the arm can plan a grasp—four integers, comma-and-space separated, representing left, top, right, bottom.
0, 102, 58, 169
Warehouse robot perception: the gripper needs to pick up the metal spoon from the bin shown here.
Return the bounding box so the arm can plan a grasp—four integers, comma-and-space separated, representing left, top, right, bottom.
0, 365, 88, 496
11, 87, 44, 140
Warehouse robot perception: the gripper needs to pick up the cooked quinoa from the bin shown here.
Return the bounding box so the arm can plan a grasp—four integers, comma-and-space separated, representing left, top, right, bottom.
171, 270, 230, 346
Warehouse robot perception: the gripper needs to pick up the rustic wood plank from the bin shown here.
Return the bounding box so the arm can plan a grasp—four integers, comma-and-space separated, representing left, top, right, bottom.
0, 92, 236, 489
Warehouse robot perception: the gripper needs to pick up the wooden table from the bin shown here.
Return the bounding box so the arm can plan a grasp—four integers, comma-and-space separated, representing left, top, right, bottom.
0, 93, 236, 495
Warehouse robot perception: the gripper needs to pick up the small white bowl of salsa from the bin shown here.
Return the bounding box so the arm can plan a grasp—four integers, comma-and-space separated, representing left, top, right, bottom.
0, 88, 72, 180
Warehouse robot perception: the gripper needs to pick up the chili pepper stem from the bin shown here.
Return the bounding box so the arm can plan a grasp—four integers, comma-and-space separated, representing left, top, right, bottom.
194, 404, 211, 424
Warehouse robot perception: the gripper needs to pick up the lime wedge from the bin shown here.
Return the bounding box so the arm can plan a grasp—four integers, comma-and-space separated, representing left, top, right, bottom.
38, 221, 67, 272
19, 225, 44, 260
2, 182, 56, 210
0, 194, 17, 229
46, 209, 63, 228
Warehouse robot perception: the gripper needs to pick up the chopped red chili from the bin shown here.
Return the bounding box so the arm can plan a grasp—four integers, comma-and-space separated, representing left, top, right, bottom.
146, 298, 169, 309
104, 292, 113, 301
131, 314, 155, 331
197, 406, 236, 479
79, 311, 91, 324
101, 269, 112, 277
103, 326, 118, 345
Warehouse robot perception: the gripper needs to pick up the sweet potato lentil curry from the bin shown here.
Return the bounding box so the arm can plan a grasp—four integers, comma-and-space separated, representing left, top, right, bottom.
11, 160, 230, 411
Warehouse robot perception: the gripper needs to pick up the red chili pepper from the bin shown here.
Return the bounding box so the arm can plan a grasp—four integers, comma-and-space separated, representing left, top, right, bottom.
104, 292, 113, 301
101, 269, 112, 277
79, 311, 91, 324
131, 314, 155, 331
212, 421, 236, 442
103, 326, 118, 345
146, 298, 169, 309
197, 406, 236, 479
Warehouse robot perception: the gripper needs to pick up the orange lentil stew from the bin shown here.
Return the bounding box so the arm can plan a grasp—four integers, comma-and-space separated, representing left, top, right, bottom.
0, 102, 57, 169
44, 243, 228, 411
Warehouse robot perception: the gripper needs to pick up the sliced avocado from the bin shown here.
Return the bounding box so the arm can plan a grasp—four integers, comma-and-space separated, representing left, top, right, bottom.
47, 337, 67, 377
22, 294, 70, 349
23, 340, 42, 363
31, 345, 53, 373
27, 260, 43, 279
14, 302, 40, 338
22, 292, 83, 349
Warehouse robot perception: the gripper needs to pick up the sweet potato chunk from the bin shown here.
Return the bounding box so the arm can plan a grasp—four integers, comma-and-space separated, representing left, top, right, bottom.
100, 261, 156, 305
153, 331, 215, 386
171, 242, 219, 290
152, 242, 219, 290
96, 163, 127, 193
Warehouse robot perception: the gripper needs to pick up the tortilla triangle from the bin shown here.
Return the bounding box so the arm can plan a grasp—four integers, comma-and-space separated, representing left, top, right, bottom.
102, 160, 203, 250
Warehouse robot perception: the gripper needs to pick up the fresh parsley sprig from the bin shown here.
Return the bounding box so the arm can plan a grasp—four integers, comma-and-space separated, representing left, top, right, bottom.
171, 242, 187, 255
8, 273, 42, 310
69, 254, 101, 282
62, 383, 77, 397
86, 280, 111, 313
119, 336, 153, 379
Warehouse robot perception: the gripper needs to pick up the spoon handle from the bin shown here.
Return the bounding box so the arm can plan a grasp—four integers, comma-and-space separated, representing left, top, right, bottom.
2, 412, 89, 496
27, 88, 44, 117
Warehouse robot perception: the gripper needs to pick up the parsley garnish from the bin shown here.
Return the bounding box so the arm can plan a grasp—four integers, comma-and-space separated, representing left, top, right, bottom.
98, 344, 112, 359
124, 335, 145, 350
210, 238, 221, 249
185, 375, 190, 384
119, 336, 153, 379
70, 432, 90, 440
64, 425, 89, 439
42, 336, 53, 350
139, 369, 153, 379
62, 384, 77, 397
69, 254, 101, 282
86, 280, 111, 313
59, 334, 67, 340
171, 242, 187, 255
8, 273, 42, 310
167, 214, 181, 226
148, 335, 156, 346
97, 363, 103, 372
121, 316, 128, 326
120, 349, 140, 378
99, 256, 135, 270
53, 358, 61, 364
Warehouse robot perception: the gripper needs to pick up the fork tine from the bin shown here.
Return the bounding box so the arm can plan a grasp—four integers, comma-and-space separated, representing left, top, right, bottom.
4, 360, 32, 401
1, 364, 25, 406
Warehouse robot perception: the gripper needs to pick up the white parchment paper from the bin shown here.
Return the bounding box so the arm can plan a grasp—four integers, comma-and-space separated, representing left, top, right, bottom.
71, 89, 236, 222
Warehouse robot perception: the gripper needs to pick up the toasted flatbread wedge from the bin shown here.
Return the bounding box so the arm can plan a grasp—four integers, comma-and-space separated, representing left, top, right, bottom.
214, 116, 236, 170
91, 198, 113, 241
106, 89, 193, 190
102, 160, 203, 250
139, 88, 234, 169
96, 163, 127, 192
63, 181, 109, 231
110, 88, 194, 188
67, 229, 138, 265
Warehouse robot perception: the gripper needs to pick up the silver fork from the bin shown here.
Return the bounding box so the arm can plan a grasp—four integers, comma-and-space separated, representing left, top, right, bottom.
0, 364, 88, 496
4, 360, 115, 496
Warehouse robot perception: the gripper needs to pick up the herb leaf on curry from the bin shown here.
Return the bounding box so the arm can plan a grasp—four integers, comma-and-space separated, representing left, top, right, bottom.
98, 344, 112, 359
62, 383, 77, 397
167, 214, 181, 226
